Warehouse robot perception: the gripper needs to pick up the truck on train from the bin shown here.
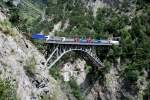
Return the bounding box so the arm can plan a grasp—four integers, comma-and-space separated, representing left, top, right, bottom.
47, 36, 119, 45
32, 34, 119, 45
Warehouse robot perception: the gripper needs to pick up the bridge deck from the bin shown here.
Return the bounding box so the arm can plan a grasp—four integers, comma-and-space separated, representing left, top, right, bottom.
46, 41, 112, 46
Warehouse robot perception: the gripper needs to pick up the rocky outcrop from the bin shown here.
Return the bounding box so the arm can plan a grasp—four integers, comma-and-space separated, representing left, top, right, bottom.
59, 57, 149, 100
60, 59, 86, 84
0, 12, 67, 99
82, 0, 120, 16
0, 31, 67, 100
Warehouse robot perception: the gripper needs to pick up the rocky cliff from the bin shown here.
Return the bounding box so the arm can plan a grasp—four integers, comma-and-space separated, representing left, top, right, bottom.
0, 11, 67, 100
57, 57, 149, 100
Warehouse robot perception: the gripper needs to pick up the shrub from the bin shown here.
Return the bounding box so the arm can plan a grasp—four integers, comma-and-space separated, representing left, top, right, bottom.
143, 81, 150, 100
69, 79, 84, 100
49, 66, 61, 80
125, 69, 139, 83
0, 20, 17, 36
0, 79, 16, 100
24, 56, 36, 77
31, 40, 46, 53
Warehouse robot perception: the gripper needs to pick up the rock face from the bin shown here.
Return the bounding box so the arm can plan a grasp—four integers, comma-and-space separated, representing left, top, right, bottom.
60, 57, 148, 100
12, 0, 21, 6
60, 59, 86, 84
85, 63, 121, 100
0, 12, 67, 99
83, 0, 120, 16
0, 32, 67, 100
0, 11, 6, 21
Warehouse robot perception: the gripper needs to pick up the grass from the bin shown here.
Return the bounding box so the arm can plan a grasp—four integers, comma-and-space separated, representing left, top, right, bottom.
0, 19, 18, 36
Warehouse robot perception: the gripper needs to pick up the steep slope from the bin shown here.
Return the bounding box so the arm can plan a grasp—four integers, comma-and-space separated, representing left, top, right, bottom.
0, 12, 67, 100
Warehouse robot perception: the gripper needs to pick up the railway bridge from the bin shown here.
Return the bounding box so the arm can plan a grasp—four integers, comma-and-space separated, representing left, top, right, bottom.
44, 40, 119, 69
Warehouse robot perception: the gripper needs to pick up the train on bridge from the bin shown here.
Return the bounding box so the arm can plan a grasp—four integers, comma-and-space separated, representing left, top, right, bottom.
47, 36, 119, 45
32, 33, 119, 45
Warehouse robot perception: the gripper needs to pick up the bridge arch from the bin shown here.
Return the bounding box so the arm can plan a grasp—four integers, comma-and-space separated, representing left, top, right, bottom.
45, 46, 104, 69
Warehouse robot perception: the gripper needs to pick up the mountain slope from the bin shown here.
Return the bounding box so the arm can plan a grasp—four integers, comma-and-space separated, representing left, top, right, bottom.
0, 12, 67, 100
0, 0, 150, 100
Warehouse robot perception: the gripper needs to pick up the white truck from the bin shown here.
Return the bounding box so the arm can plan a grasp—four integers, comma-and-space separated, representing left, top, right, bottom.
109, 40, 119, 45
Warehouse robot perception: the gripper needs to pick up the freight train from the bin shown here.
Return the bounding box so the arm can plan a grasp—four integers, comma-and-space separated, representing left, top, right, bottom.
47, 36, 119, 45
32, 34, 119, 45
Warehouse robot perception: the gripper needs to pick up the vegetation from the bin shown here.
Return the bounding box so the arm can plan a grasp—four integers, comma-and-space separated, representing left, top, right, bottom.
49, 65, 84, 100
97, 1, 150, 84
49, 65, 61, 80
143, 81, 150, 100
31, 39, 46, 53
0, 79, 17, 100
24, 56, 36, 77
0, 20, 17, 36
40, 94, 51, 100
0, 0, 150, 99
69, 78, 84, 100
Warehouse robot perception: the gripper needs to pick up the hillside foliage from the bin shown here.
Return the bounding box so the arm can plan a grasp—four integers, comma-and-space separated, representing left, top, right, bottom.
0, 0, 150, 99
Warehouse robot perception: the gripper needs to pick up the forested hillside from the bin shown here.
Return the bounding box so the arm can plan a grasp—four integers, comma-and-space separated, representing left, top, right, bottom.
0, 0, 150, 100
